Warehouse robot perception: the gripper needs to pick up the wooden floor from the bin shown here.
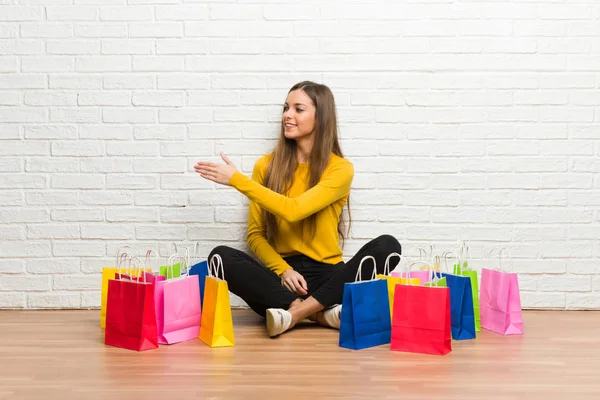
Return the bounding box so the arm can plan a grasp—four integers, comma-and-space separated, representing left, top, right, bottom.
0, 310, 599, 400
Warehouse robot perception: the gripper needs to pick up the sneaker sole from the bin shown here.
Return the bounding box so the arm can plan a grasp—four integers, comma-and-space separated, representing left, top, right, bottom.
265, 309, 277, 338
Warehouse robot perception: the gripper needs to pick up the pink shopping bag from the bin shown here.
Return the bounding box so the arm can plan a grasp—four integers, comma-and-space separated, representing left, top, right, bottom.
480, 249, 524, 335
154, 252, 202, 344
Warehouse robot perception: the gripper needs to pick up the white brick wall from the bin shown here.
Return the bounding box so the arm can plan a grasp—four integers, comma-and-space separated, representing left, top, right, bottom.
1, 0, 599, 310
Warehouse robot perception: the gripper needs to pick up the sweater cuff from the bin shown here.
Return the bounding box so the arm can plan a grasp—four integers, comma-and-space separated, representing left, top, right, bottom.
228, 171, 249, 188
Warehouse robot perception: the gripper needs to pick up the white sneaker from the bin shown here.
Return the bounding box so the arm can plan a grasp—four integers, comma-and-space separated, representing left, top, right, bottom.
265, 308, 293, 338
321, 304, 342, 329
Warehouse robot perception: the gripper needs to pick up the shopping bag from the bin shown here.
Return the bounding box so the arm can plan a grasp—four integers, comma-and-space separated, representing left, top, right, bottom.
480, 249, 524, 335
376, 252, 420, 319
437, 251, 474, 340
185, 242, 209, 307
199, 254, 235, 347
390, 264, 452, 356
105, 257, 158, 351
156, 253, 201, 344
100, 245, 137, 328
339, 256, 391, 350
453, 242, 481, 332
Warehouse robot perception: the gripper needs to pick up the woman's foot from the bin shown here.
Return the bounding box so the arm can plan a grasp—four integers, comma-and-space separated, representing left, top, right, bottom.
315, 304, 342, 329
265, 308, 294, 338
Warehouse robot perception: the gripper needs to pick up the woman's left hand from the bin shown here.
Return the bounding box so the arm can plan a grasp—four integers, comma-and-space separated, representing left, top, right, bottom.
194, 152, 238, 186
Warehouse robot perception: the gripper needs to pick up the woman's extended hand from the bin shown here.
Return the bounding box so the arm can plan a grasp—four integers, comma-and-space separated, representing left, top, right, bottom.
194, 152, 238, 186
280, 269, 308, 296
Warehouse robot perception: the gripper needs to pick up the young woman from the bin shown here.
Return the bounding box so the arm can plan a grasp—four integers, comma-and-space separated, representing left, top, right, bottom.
195, 81, 402, 338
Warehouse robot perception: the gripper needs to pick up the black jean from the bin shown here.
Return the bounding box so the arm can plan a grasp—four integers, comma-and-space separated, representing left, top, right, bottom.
207, 234, 402, 317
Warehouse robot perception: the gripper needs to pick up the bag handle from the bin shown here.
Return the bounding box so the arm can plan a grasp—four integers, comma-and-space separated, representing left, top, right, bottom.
166, 253, 186, 279
459, 241, 470, 271
145, 250, 159, 273
354, 256, 377, 282
132, 257, 147, 284
209, 254, 225, 280
488, 248, 510, 273
116, 253, 131, 280
383, 252, 408, 276
441, 250, 460, 274
115, 245, 137, 268
415, 261, 443, 285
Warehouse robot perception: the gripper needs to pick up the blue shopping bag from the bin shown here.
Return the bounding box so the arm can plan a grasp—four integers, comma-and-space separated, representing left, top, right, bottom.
440, 269, 476, 340
339, 256, 391, 350
188, 260, 209, 307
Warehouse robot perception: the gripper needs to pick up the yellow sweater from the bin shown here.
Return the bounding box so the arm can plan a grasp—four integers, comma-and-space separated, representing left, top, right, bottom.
228, 153, 354, 276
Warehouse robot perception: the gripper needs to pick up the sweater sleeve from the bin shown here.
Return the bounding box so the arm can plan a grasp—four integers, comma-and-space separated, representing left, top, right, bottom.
230, 158, 354, 223
245, 157, 293, 276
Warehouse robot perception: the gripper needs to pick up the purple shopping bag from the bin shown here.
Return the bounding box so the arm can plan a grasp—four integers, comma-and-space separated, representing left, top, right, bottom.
480, 249, 524, 335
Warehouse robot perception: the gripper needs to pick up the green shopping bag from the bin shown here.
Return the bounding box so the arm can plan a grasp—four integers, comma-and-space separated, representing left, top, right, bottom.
422, 261, 447, 288
451, 244, 480, 332
160, 263, 181, 279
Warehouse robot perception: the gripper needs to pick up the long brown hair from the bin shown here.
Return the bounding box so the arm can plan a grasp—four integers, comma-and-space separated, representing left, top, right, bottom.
262, 81, 351, 246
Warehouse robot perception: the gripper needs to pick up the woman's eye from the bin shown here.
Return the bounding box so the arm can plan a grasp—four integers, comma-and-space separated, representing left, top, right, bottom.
296, 108, 303, 112
283, 106, 289, 112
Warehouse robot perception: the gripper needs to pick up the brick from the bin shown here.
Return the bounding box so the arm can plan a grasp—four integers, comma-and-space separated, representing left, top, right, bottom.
75, 23, 126, 38
106, 142, 158, 156
80, 191, 133, 206
0, 293, 26, 308
513, 190, 568, 206
26, 191, 78, 206
0, 91, 18, 106
50, 75, 102, 89
81, 291, 100, 308
459, 190, 511, 206
75, 56, 130, 72
50, 108, 100, 123
133, 56, 183, 72
80, 125, 132, 140
106, 207, 157, 222
1, 124, 20, 139
159, 108, 212, 123
539, 275, 591, 292
0, 158, 21, 172
132, 92, 184, 107
488, 174, 540, 189
0, 258, 25, 274
100, 6, 152, 21
47, 6, 97, 21
129, 23, 182, 38
134, 125, 186, 140
0, 191, 23, 206
78, 92, 130, 106
51, 209, 104, 222
0, 6, 44, 21
458, 226, 513, 242
0, 174, 47, 189
156, 5, 208, 20
28, 293, 81, 309
53, 241, 105, 257
24, 125, 77, 139
541, 140, 591, 155
376, 207, 429, 223
51, 174, 104, 189
103, 108, 157, 123
186, 21, 239, 37
406, 226, 458, 241
215, 208, 246, 223
81, 224, 135, 240
157, 74, 209, 90
27, 224, 80, 239
80, 158, 132, 173
188, 225, 245, 241
377, 174, 429, 190
431, 208, 486, 224
0, 276, 50, 292
53, 275, 99, 291
521, 292, 565, 309
566, 294, 600, 310
0, 226, 25, 241
0, 108, 46, 123
136, 225, 186, 240
567, 260, 600, 274
106, 174, 157, 189
101, 39, 153, 55
51, 141, 104, 156
103, 75, 154, 90
133, 158, 186, 173
160, 208, 213, 223
430, 174, 487, 190
187, 191, 242, 207
540, 174, 593, 189
47, 40, 100, 55
540, 244, 593, 258
26, 258, 79, 275
571, 192, 600, 206
135, 192, 187, 207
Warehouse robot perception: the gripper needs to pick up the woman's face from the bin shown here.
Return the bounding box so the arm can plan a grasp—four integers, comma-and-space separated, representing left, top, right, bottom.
282, 89, 316, 141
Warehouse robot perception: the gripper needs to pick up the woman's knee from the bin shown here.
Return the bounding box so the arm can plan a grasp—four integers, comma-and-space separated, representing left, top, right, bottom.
208, 245, 235, 261
375, 234, 402, 254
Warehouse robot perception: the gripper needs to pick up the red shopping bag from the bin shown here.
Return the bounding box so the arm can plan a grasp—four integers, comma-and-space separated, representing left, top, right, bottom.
391, 262, 452, 356
105, 257, 158, 352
